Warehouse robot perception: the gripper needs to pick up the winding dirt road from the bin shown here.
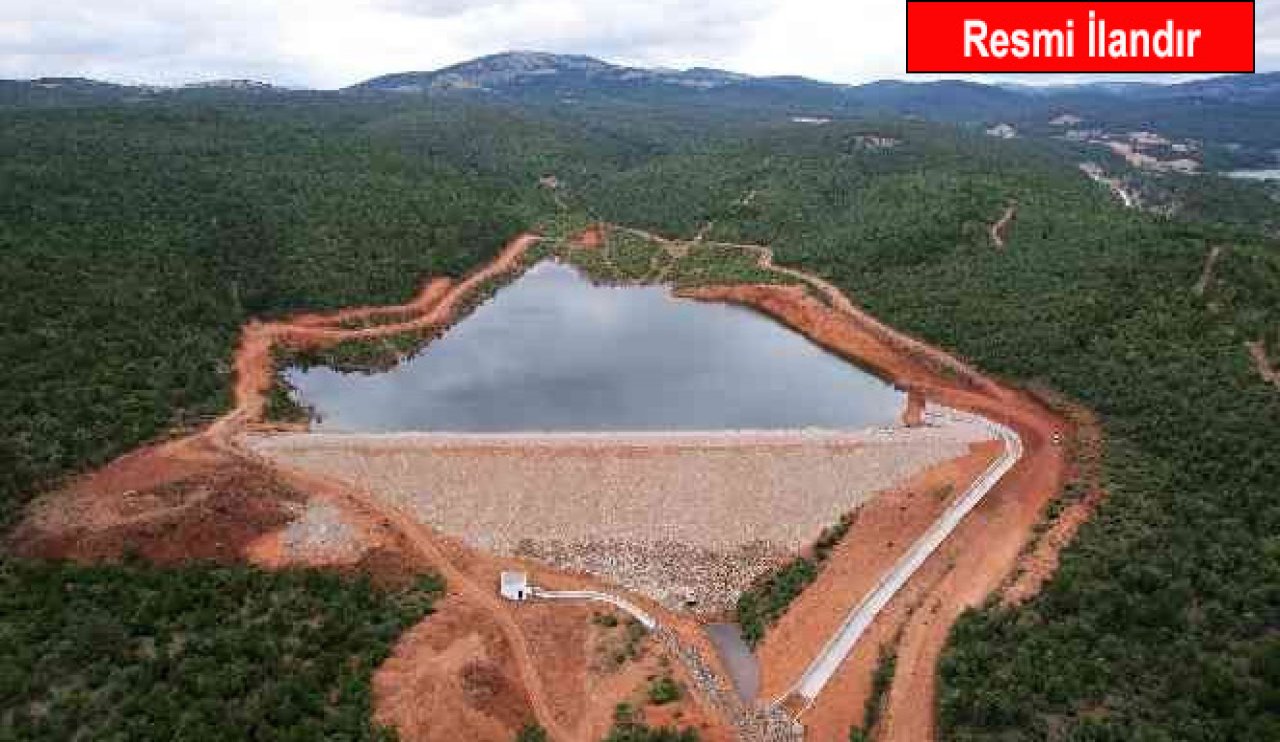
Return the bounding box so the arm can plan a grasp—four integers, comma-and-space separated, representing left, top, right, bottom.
29, 223, 1081, 741
208, 232, 575, 738
989, 202, 1017, 249
262, 454, 573, 741
668, 233, 1070, 740
1248, 339, 1280, 389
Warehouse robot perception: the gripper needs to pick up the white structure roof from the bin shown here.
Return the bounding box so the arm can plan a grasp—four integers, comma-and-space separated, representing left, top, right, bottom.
500, 571, 529, 601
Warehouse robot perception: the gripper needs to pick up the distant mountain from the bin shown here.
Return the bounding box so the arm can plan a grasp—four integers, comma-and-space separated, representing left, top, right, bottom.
348, 51, 1042, 123
347, 53, 1280, 127
0, 77, 145, 106
351, 51, 755, 94
1154, 72, 1280, 102
4, 52, 1278, 152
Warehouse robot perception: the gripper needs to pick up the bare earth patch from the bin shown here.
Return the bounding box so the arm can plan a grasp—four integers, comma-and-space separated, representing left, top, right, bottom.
19, 228, 1086, 741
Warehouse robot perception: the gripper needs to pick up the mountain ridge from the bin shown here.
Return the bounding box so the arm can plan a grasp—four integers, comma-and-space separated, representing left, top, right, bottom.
6, 51, 1275, 99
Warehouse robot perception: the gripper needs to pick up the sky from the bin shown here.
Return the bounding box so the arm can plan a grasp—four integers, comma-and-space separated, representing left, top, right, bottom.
1, 0, 1276, 88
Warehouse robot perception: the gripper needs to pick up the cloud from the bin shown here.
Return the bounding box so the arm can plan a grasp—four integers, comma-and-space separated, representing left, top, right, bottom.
373, 0, 508, 19
0, 0, 1273, 88
0, 0, 296, 85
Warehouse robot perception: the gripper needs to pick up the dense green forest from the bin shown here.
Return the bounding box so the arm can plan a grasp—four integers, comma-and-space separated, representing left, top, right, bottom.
0, 101, 547, 526
2, 89, 1279, 740
563, 118, 1280, 740
1, 560, 443, 739
0, 99, 543, 740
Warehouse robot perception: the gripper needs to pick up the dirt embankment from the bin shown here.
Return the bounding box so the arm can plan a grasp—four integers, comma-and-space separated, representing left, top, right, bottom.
12, 233, 540, 565
754, 440, 1002, 733
678, 276, 1072, 741
15, 224, 1094, 742
214, 232, 539, 436
10, 435, 299, 564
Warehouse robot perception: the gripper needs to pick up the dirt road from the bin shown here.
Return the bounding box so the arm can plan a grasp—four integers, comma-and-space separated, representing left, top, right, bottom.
676, 265, 1069, 739
24, 224, 1083, 741
1248, 339, 1280, 389
989, 202, 1017, 248
256, 452, 573, 740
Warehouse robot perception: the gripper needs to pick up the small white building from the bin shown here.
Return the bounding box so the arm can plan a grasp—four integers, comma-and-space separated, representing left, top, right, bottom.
500, 571, 529, 601
986, 123, 1017, 139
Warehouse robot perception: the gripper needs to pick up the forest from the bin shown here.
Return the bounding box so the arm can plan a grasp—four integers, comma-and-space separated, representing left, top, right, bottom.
2, 89, 1278, 739
564, 115, 1280, 741
2, 559, 443, 739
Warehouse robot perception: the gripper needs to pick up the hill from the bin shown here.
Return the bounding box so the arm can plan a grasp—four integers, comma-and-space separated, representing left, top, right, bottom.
1, 54, 1279, 740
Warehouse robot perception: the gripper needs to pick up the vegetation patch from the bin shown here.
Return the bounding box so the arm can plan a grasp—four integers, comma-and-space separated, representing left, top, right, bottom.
604, 702, 699, 742
0, 559, 444, 740
849, 643, 898, 742
595, 616, 651, 671
646, 675, 683, 705
555, 227, 800, 291
515, 722, 548, 742
668, 244, 788, 287
736, 511, 857, 646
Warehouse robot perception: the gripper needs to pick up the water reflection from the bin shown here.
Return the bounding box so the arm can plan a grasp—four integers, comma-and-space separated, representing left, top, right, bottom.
287, 261, 903, 432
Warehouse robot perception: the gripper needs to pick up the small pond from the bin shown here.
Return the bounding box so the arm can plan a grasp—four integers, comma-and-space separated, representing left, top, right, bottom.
286, 261, 904, 432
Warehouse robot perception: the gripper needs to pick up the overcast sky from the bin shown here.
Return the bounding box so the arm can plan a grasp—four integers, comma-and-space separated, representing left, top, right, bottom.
1, 0, 1276, 88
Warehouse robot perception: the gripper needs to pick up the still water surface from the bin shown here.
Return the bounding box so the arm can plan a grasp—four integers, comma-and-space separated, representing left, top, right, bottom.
287, 261, 903, 432
1222, 168, 1280, 181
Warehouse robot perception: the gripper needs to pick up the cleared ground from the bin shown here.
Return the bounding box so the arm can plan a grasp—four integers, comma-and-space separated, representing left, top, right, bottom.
249, 423, 991, 612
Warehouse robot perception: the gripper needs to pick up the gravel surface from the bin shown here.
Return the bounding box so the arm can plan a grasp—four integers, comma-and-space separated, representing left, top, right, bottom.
250, 423, 990, 609
516, 538, 789, 613
280, 500, 365, 562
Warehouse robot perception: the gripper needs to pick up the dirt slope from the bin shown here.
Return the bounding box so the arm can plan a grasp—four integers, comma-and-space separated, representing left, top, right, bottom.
679, 278, 1070, 741
15, 225, 1093, 742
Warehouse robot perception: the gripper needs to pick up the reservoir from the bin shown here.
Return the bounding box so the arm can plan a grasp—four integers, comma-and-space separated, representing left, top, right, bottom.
1222, 168, 1280, 181
287, 261, 904, 432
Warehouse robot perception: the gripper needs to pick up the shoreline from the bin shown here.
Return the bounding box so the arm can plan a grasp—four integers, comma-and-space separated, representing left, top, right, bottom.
249, 420, 991, 451
20, 224, 1082, 742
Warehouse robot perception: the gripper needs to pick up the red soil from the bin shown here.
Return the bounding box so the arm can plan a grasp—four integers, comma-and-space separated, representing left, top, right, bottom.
1003, 400, 1104, 605
15, 225, 1095, 742
291, 277, 454, 328
681, 279, 1072, 742
9, 436, 299, 564
573, 223, 606, 250
755, 441, 1002, 703
374, 596, 538, 742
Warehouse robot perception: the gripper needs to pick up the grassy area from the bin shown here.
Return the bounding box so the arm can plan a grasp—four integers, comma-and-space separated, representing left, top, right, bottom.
556, 225, 802, 292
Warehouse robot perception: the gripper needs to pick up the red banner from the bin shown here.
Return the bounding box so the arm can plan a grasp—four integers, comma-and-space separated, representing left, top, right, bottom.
907, 1, 1254, 73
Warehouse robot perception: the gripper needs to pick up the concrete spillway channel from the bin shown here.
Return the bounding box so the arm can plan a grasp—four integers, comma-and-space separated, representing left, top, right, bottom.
775, 406, 1023, 713
520, 584, 658, 630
